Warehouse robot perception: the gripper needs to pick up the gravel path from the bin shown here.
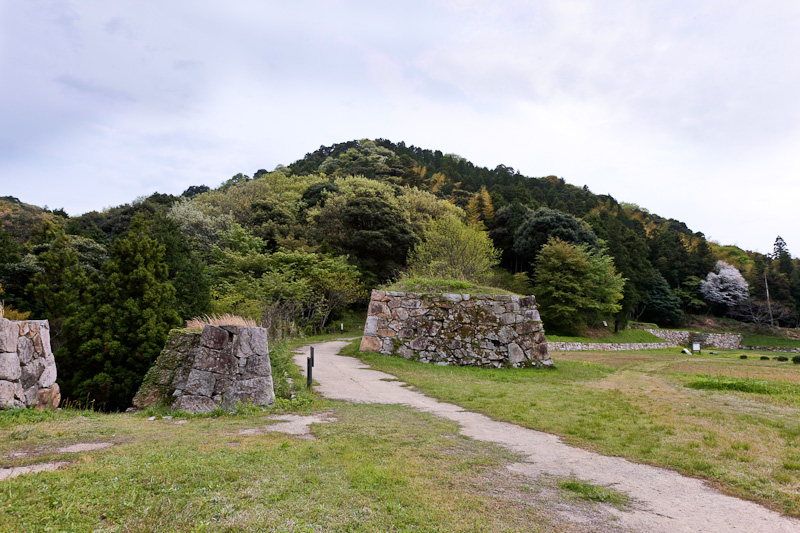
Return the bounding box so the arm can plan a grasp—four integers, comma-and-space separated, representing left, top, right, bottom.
295, 341, 800, 533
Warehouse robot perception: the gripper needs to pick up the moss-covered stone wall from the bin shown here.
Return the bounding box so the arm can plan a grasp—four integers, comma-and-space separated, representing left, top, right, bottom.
360, 290, 552, 368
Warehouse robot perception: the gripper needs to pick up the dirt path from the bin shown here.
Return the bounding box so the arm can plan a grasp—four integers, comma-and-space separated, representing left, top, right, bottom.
295, 341, 800, 533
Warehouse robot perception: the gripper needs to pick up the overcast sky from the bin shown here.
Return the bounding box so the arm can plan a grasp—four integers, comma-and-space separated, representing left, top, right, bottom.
1, 1, 798, 254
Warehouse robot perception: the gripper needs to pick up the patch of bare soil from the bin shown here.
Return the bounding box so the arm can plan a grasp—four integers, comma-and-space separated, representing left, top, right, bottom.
0, 461, 69, 481
57, 442, 113, 453
297, 341, 800, 533
238, 413, 336, 440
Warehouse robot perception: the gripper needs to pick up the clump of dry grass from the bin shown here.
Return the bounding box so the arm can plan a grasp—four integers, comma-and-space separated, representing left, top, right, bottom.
185, 313, 258, 330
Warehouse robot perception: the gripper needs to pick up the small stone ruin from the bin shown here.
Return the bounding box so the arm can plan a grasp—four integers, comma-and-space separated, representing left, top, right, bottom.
360, 290, 552, 368
133, 324, 274, 413
0, 318, 60, 409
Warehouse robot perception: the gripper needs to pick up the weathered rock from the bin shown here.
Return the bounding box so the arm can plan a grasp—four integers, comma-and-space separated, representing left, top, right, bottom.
0, 380, 16, 408
201, 326, 229, 350
184, 369, 215, 396
37, 383, 60, 410
177, 395, 218, 413
508, 343, 525, 364
0, 353, 21, 381
38, 361, 57, 388
221, 377, 275, 409
359, 335, 382, 352
20, 359, 44, 389
0, 319, 18, 353
133, 325, 274, 413
17, 337, 35, 365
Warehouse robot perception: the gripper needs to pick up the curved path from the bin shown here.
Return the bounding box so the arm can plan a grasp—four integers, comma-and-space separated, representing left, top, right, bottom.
295, 341, 800, 533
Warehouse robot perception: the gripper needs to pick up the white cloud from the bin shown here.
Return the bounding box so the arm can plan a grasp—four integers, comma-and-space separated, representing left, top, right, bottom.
1, 0, 799, 254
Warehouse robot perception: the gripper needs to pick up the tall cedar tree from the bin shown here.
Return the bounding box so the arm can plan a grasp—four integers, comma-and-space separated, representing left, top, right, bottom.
64, 214, 180, 410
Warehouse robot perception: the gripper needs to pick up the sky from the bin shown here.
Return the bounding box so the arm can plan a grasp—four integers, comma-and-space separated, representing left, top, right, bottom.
1, 0, 799, 255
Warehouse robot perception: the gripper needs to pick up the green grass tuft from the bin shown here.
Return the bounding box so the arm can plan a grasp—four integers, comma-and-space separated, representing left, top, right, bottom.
559, 478, 631, 508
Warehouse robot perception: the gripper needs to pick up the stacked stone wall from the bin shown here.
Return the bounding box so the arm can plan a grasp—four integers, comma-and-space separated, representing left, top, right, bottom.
0, 318, 60, 409
360, 290, 552, 368
133, 325, 274, 413
645, 329, 742, 349
547, 341, 676, 352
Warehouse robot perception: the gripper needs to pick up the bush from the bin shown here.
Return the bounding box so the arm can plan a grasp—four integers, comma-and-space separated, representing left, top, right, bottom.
761, 356, 770, 360
776, 356, 789, 362
792, 355, 800, 365
740, 355, 748, 359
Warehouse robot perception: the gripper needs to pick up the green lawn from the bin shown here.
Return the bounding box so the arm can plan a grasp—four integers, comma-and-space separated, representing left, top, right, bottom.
0, 401, 560, 532
350, 342, 800, 517
742, 334, 800, 349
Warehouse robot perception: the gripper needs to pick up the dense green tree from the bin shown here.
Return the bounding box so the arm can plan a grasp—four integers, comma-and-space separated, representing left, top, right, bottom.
585, 203, 651, 329
314, 196, 416, 282
150, 212, 210, 320
62, 214, 181, 411
26, 227, 90, 349
406, 216, 500, 284
637, 272, 684, 325
513, 207, 598, 272
489, 203, 532, 272
533, 238, 624, 335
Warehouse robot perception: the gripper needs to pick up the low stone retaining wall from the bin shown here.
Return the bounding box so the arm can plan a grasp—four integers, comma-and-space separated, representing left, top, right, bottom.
360, 290, 552, 368
133, 324, 274, 413
0, 318, 60, 409
645, 329, 742, 349
547, 341, 676, 352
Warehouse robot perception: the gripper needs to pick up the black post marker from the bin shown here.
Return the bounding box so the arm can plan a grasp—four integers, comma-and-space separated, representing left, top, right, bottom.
307, 357, 313, 388
311, 346, 315, 367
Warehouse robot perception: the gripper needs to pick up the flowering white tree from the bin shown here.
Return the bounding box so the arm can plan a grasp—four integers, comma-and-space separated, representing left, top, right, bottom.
700, 261, 749, 307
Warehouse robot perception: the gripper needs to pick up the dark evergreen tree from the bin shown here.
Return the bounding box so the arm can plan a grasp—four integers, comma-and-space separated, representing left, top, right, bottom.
62, 214, 180, 411
513, 207, 598, 272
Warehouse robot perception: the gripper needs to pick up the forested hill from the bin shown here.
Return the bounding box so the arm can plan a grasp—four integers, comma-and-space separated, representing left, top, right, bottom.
1, 138, 798, 410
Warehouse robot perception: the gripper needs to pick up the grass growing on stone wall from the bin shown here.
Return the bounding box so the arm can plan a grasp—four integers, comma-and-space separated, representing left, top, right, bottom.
350, 341, 800, 516
0, 402, 564, 532
383, 278, 519, 296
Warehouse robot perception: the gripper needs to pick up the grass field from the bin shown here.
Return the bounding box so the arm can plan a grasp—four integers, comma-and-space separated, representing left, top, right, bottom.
1, 401, 574, 532
351, 343, 800, 517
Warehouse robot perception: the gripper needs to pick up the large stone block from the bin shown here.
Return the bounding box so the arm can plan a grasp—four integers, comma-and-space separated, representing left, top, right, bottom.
184, 369, 215, 396
201, 326, 230, 350
235, 327, 269, 359
194, 346, 238, 374
0, 319, 18, 353
221, 377, 275, 409
38, 361, 57, 388
37, 383, 60, 410
17, 336, 35, 365
360, 335, 382, 352
177, 395, 219, 414
0, 352, 21, 381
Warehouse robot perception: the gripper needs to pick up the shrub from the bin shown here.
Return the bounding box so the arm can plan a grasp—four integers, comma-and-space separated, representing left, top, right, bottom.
777, 356, 789, 362
740, 355, 748, 359
761, 356, 770, 361
792, 356, 800, 365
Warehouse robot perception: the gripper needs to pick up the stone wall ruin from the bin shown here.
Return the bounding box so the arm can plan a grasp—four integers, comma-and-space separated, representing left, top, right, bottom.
0, 318, 60, 409
133, 324, 274, 413
360, 290, 552, 368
